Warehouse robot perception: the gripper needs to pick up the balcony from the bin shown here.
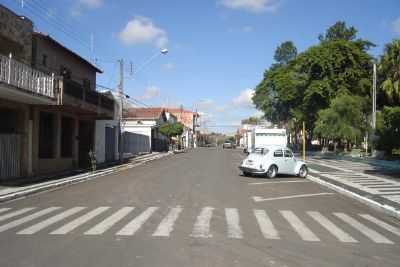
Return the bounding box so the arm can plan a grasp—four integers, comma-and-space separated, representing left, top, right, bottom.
0, 53, 56, 105
61, 79, 115, 119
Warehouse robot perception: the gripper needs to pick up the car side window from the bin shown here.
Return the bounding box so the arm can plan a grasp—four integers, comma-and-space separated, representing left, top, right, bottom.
285, 150, 293, 158
273, 149, 283, 157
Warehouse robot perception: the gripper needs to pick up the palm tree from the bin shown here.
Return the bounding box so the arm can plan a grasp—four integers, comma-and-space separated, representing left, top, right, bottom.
379, 39, 400, 105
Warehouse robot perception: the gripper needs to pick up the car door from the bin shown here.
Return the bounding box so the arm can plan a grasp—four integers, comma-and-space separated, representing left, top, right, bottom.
272, 149, 285, 173
283, 149, 296, 174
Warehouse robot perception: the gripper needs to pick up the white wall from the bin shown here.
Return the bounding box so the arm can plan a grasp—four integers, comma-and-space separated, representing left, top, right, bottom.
123, 120, 155, 151
95, 120, 119, 164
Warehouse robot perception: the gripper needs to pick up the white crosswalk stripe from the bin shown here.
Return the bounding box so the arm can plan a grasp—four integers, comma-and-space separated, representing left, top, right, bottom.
0, 206, 398, 245
191, 207, 214, 238
280, 210, 320, 241
0, 208, 36, 222
359, 214, 400, 237
307, 211, 357, 243
85, 207, 134, 235
254, 209, 279, 239
17, 207, 85, 235
116, 207, 158, 236
50, 207, 110, 235
152, 206, 182, 237
225, 208, 243, 239
0, 208, 11, 215
334, 213, 393, 244
0, 207, 60, 233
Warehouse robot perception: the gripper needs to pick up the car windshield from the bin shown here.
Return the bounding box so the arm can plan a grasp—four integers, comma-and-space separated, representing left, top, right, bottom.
253, 148, 269, 155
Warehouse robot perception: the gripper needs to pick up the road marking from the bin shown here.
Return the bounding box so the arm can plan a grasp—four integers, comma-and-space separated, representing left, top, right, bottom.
0, 207, 60, 233
152, 206, 182, 237
334, 213, 393, 244
85, 207, 134, 235
254, 209, 279, 239
17, 207, 85, 235
280, 210, 320, 241
359, 214, 400, 237
225, 208, 243, 239
117, 207, 159, 236
252, 193, 335, 202
50, 207, 110, 235
0, 208, 11, 214
191, 207, 214, 238
0, 208, 36, 222
307, 211, 357, 243
309, 168, 321, 174
249, 181, 309, 185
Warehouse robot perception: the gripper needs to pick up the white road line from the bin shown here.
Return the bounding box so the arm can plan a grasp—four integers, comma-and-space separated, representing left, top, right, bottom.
307, 211, 357, 243
50, 207, 110, 235
225, 208, 243, 239
116, 207, 158, 236
84, 207, 134, 235
254, 209, 279, 239
0, 207, 60, 233
253, 193, 334, 202
191, 207, 214, 238
334, 213, 393, 244
152, 206, 182, 237
280, 210, 320, 241
249, 181, 309, 185
17, 207, 85, 235
359, 214, 400, 237
0, 208, 11, 214
0, 208, 36, 222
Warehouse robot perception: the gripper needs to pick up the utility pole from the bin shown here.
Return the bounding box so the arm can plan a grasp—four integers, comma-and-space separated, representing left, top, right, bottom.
371, 63, 377, 156
118, 59, 124, 164
302, 121, 306, 161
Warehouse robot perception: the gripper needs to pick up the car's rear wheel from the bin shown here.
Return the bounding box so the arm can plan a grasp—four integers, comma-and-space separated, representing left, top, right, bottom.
266, 165, 277, 178
298, 165, 308, 178
243, 171, 250, 177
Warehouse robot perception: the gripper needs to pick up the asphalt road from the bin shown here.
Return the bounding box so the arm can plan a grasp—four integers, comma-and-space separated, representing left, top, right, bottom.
0, 148, 399, 267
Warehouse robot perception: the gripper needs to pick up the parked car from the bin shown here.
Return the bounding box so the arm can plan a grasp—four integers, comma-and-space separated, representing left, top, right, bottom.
223, 142, 235, 149
239, 145, 308, 178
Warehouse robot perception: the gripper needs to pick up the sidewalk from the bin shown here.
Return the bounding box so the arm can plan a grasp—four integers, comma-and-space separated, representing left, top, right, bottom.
0, 152, 172, 203
307, 157, 400, 219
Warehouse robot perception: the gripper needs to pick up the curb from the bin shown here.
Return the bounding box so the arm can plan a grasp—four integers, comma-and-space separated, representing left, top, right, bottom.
0, 152, 173, 203
307, 175, 400, 220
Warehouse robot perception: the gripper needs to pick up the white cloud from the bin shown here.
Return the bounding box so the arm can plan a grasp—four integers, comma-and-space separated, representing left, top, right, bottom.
162, 62, 175, 71
219, 0, 281, 13
232, 88, 255, 108
392, 17, 400, 35
119, 16, 168, 48
196, 99, 214, 110
79, 0, 103, 8
138, 85, 160, 100
242, 25, 254, 33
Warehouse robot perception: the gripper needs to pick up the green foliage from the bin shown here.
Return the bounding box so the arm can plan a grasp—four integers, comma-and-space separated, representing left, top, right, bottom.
379, 39, 400, 105
313, 94, 365, 141
318, 21, 357, 42
159, 122, 184, 138
241, 116, 263, 125
274, 41, 297, 65
375, 106, 400, 154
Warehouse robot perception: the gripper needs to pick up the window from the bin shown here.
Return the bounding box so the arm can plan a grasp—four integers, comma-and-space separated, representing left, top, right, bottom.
285, 150, 293, 158
42, 54, 47, 67
254, 148, 269, 155
39, 112, 55, 158
61, 117, 74, 158
273, 149, 283, 157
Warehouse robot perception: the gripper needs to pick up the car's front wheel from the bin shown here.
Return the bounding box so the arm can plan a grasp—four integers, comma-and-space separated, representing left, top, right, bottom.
298, 165, 308, 178
266, 165, 277, 178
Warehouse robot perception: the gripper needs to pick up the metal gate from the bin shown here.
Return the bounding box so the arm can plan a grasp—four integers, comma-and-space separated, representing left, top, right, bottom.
105, 127, 116, 162
0, 134, 21, 179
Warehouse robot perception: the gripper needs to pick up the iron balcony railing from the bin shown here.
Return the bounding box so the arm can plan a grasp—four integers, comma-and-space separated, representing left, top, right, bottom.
0, 53, 55, 98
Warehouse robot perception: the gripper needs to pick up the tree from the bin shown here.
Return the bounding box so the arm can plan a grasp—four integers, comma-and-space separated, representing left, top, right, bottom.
159, 122, 184, 139
379, 39, 400, 105
274, 41, 297, 65
314, 94, 366, 151
241, 116, 263, 125
319, 21, 357, 42
375, 106, 400, 155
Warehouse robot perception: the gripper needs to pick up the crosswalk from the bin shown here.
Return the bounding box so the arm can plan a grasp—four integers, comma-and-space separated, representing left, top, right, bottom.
0, 206, 398, 245
307, 158, 400, 204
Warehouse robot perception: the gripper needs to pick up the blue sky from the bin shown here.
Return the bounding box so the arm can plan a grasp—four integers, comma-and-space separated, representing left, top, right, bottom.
3, 0, 400, 133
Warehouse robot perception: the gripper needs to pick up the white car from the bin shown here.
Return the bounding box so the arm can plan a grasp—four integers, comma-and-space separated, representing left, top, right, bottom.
239, 145, 308, 178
